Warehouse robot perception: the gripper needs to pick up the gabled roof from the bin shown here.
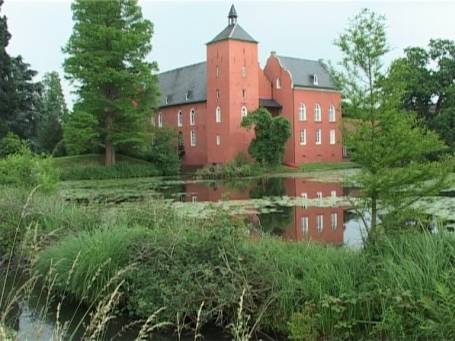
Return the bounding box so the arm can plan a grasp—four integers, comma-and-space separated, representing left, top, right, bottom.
276, 55, 337, 90
158, 62, 207, 107
208, 23, 257, 45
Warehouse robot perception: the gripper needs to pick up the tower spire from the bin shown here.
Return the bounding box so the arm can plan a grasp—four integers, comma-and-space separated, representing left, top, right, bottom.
228, 4, 237, 25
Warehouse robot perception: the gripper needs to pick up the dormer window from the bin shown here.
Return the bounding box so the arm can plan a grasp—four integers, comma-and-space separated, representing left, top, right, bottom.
165, 96, 169, 104
312, 74, 319, 86
185, 91, 192, 101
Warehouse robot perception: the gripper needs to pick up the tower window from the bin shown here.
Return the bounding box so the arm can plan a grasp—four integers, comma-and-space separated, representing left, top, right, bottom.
177, 110, 183, 127
241, 106, 248, 119
190, 109, 196, 126
241, 65, 247, 78
215, 106, 221, 123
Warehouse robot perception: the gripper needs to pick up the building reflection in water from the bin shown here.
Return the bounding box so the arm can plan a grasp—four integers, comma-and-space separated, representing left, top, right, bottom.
182, 177, 347, 246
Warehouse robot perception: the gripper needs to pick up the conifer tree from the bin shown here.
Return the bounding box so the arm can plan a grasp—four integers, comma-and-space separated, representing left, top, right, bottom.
63, 0, 159, 166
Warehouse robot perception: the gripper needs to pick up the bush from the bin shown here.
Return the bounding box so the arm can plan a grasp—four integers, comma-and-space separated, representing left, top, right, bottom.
0, 132, 29, 157
0, 147, 59, 191
194, 154, 263, 180
60, 162, 160, 180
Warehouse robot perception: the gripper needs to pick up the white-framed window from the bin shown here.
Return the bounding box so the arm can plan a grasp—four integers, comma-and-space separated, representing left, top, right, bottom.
301, 192, 308, 208
313, 74, 319, 86
330, 129, 336, 145
299, 103, 307, 121
299, 129, 306, 145
317, 215, 324, 232
317, 192, 323, 200
314, 104, 322, 122
216, 135, 221, 146
215, 106, 221, 123
329, 104, 336, 122
192, 195, 198, 203
331, 190, 337, 199
190, 130, 196, 147
177, 111, 183, 127
241, 106, 248, 119
276, 77, 281, 89
216, 65, 220, 78
157, 112, 163, 128
241, 65, 247, 78
331, 213, 337, 230
190, 109, 196, 126
301, 216, 309, 235
316, 128, 322, 145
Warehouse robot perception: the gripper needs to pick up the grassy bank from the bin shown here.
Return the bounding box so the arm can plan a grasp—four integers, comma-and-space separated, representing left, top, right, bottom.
54, 154, 161, 180
2, 187, 455, 339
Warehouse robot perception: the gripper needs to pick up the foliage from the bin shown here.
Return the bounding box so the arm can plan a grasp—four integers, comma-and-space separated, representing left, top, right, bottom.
35, 226, 150, 303
0, 132, 29, 157
333, 8, 451, 232
241, 108, 291, 166
383, 39, 455, 148
194, 153, 262, 179
124, 127, 181, 175
63, 0, 159, 166
299, 161, 357, 172
63, 106, 100, 155
60, 162, 160, 181
0, 146, 59, 191
36, 71, 68, 155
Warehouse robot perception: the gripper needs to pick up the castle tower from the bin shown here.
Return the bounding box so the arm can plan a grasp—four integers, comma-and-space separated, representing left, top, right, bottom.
206, 5, 259, 163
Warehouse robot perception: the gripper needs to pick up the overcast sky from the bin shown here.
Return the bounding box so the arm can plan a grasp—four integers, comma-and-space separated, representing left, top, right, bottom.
3, 0, 455, 107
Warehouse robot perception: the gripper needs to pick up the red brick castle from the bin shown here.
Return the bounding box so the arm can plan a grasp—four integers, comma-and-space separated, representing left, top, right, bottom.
156, 5, 343, 167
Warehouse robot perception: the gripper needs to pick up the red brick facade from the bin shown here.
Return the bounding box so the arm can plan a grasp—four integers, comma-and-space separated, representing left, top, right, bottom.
156, 6, 343, 167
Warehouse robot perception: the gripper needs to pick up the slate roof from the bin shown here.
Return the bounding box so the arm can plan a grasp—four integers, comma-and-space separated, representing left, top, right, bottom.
276, 55, 337, 90
208, 23, 257, 44
158, 62, 207, 107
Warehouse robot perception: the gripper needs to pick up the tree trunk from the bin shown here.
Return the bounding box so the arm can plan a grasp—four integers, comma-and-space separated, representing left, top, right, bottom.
371, 195, 377, 231
105, 114, 115, 166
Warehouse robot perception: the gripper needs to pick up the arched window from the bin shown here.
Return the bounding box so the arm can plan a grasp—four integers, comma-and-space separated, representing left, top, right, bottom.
177, 110, 183, 127
158, 112, 163, 128
241, 106, 248, 119
190, 130, 197, 147
314, 104, 322, 122
215, 106, 221, 123
299, 103, 306, 121
190, 109, 196, 126
329, 104, 336, 122
276, 77, 281, 89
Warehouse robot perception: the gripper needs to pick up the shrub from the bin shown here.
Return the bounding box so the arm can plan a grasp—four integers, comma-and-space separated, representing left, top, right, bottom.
194, 155, 263, 180
0, 147, 59, 191
0, 132, 29, 157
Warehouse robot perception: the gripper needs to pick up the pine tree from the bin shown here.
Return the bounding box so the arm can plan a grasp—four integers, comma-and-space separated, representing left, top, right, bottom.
36, 71, 68, 154
63, 0, 159, 166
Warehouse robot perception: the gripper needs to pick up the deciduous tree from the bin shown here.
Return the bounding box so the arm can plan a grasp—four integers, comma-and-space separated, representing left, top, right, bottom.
333, 9, 451, 235
241, 108, 291, 166
63, 0, 159, 166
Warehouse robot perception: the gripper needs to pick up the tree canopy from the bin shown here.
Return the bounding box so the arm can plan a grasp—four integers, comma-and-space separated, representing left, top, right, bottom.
63, 0, 159, 166
241, 108, 291, 166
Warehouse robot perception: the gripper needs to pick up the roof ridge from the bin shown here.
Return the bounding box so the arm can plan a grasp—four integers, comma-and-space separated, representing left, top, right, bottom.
277, 55, 321, 64
159, 61, 206, 75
